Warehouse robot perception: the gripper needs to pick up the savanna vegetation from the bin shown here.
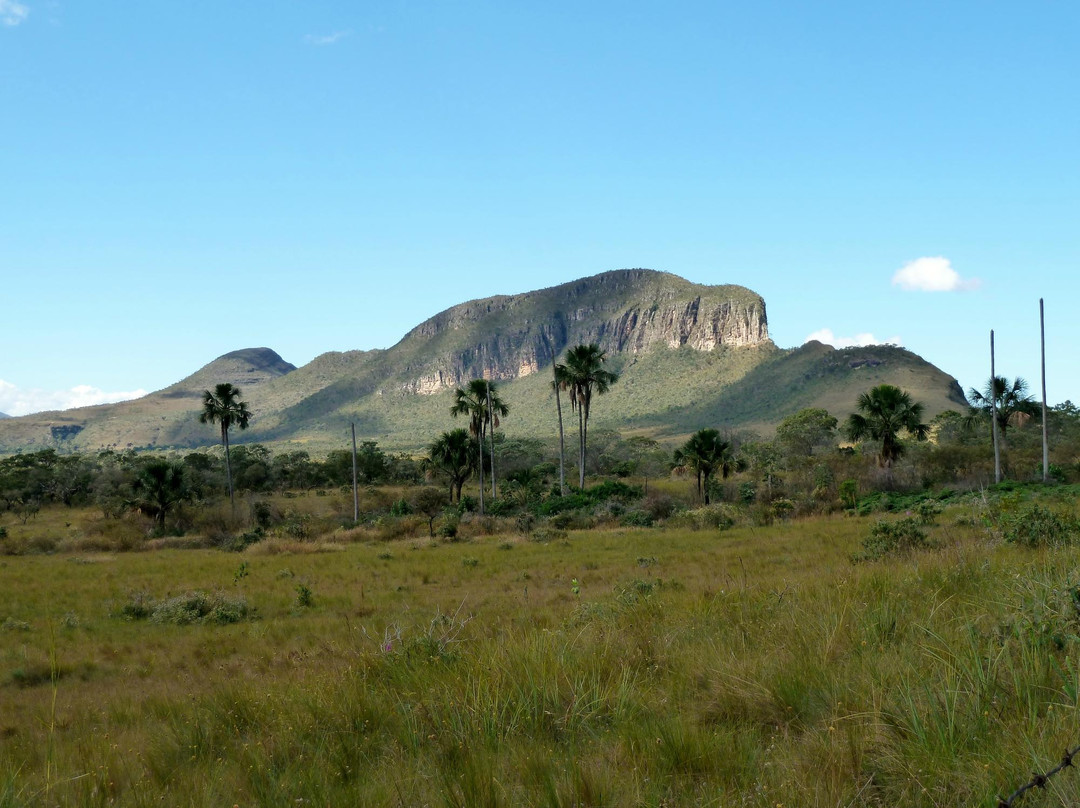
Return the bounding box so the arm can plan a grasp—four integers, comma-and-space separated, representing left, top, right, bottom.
3, 363, 1080, 806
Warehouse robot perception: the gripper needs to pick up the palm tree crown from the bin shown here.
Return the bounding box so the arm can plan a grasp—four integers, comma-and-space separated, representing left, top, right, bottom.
426, 428, 479, 503
968, 376, 1038, 437
673, 428, 742, 504
555, 343, 619, 488
845, 384, 928, 467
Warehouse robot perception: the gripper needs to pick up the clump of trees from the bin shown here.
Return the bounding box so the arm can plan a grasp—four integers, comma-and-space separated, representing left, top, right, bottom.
4, 356, 1080, 554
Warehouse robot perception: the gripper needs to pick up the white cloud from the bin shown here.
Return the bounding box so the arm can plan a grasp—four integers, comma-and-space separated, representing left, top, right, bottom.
304, 29, 351, 45
0, 379, 147, 417
0, 0, 29, 26
892, 256, 980, 292
804, 329, 903, 349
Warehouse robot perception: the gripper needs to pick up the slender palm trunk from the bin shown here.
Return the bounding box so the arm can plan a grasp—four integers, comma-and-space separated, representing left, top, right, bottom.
222, 425, 235, 512
476, 426, 485, 515
703, 470, 711, 505
555, 387, 567, 496
553, 380, 566, 497
577, 407, 586, 489
541, 333, 566, 496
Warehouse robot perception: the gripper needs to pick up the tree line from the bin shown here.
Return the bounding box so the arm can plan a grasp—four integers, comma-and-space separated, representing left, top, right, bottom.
2, 347, 1077, 539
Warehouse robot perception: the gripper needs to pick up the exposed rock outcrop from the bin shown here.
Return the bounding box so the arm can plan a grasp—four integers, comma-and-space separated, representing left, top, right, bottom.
395, 269, 770, 394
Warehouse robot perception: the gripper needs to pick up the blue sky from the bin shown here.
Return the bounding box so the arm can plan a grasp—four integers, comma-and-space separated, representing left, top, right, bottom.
1, 1, 1077, 416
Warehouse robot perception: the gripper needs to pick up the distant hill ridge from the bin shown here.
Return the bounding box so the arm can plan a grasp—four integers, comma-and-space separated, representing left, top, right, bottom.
0, 269, 966, 454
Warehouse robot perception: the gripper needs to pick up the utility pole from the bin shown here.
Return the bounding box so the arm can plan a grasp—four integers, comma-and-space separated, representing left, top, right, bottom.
991, 330, 1001, 484
485, 381, 497, 500
1041, 299, 1049, 482
351, 422, 359, 523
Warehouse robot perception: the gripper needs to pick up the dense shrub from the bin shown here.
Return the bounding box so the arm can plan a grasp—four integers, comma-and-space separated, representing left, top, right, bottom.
669, 504, 738, 531
1002, 504, 1078, 548
537, 481, 641, 516
153, 591, 251, 625
116, 590, 252, 625
856, 517, 936, 561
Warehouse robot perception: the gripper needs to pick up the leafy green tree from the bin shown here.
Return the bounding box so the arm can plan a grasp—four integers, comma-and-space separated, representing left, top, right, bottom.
740, 441, 784, 500
450, 379, 508, 513
199, 382, 251, 508
324, 442, 388, 487
775, 408, 838, 457
411, 486, 450, 538
967, 376, 1039, 441
133, 458, 192, 531
230, 444, 273, 493
673, 428, 742, 504
555, 344, 619, 489
271, 450, 319, 492
845, 385, 929, 467
426, 428, 479, 503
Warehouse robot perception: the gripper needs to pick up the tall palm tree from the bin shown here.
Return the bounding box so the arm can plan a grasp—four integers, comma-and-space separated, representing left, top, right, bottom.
449, 379, 508, 513
199, 382, 251, 509
673, 428, 742, 504
426, 428, 478, 503
556, 344, 619, 488
845, 384, 929, 468
967, 376, 1038, 441
541, 334, 567, 496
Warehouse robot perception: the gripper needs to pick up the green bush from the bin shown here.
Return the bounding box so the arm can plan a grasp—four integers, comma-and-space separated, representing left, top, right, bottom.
295, 583, 314, 609
150, 591, 252, 625
914, 499, 943, 525
856, 517, 935, 561
116, 590, 251, 625
620, 509, 653, 527
117, 590, 155, 620
536, 481, 641, 516
669, 504, 738, 531
1003, 504, 1078, 548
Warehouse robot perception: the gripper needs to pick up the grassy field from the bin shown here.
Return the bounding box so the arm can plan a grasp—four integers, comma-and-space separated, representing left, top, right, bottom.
3, 492, 1080, 806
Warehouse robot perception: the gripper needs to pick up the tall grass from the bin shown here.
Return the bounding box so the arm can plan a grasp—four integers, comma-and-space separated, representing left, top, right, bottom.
1, 498, 1080, 805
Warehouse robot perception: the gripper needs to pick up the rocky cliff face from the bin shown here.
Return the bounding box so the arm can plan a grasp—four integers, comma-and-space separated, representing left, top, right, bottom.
394, 269, 770, 395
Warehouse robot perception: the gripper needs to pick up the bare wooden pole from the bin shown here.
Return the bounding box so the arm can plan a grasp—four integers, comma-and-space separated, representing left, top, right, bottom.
485, 381, 497, 500
1041, 298, 1049, 482
991, 330, 1001, 484
351, 422, 359, 523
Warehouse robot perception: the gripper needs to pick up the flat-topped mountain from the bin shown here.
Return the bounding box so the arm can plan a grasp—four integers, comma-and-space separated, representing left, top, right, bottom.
0, 269, 966, 453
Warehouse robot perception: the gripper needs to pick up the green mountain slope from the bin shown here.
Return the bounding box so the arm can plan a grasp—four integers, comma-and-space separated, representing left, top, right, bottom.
0, 270, 967, 454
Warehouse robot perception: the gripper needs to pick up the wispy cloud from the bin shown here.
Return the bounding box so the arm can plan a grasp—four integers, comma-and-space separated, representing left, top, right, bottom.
892, 256, 980, 292
0, 380, 148, 417
804, 329, 902, 349
0, 0, 29, 26
304, 29, 351, 46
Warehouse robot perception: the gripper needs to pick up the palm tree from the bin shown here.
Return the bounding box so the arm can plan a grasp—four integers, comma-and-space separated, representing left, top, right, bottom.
845, 384, 929, 467
133, 458, 191, 531
673, 428, 742, 504
199, 382, 251, 509
450, 379, 508, 513
426, 428, 478, 503
541, 333, 567, 496
556, 344, 619, 488
967, 376, 1038, 441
